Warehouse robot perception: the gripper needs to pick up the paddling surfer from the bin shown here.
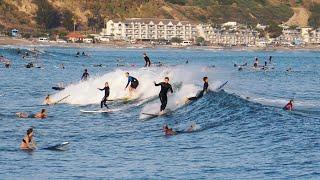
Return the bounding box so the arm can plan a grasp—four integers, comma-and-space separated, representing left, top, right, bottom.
283, 99, 294, 111
253, 58, 259, 68
155, 77, 173, 115
98, 82, 110, 109
20, 128, 36, 150
16, 109, 48, 119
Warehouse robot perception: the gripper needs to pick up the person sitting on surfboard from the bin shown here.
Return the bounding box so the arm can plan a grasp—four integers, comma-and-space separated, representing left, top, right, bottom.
188, 77, 209, 101
125, 72, 139, 93
283, 99, 294, 111
44, 94, 52, 105
81, 69, 89, 81
16, 109, 48, 119
98, 82, 110, 109
155, 77, 173, 115
163, 124, 176, 136
20, 128, 36, 150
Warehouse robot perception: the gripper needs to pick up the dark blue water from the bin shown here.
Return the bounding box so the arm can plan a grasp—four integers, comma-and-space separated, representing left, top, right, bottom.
0, 46, 319, 179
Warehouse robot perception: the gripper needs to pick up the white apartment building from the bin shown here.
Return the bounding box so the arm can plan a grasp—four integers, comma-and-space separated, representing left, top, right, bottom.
309, 28, 320, 44
101, 18, 198, 41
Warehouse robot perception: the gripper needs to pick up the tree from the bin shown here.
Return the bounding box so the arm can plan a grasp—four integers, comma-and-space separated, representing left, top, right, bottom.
196, 36, 205, 45
61, 10, 74, 31
266, 22, 282, 38
171, 37, 183, 43
34, 0, 61, 30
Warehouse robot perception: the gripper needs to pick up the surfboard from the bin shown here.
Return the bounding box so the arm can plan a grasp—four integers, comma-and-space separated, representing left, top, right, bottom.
80, 108, 121, 113
216, 81, 228, 91
52, 95, 70, 105
142, 112, 160, 117
52, 87, 65, 91
43, 142, 69, 151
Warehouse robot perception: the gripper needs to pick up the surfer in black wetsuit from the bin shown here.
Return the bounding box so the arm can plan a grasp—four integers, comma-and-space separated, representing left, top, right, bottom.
188, 77, 209, 101
155, 77, 173, 114
253, 57, 259, 68
98, 82, 110, 108
143, 53, 151, 67
81, 69, 89, 81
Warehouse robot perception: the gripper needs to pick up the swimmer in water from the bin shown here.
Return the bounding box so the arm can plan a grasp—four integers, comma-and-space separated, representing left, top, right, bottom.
16, 109, 48, 119
20, 128, 36, 150
283, 99, 294, 111
155, 77, 173, 115
163, 124, 177, 136
253, 57, 259, 68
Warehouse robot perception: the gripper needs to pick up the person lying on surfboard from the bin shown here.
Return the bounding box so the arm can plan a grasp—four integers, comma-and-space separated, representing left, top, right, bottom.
283, 99, 294, 111
98, 82, 110, 109
187, 77, 209, 101
124, 72, 139, 96
20, 128, 36, 150
155, 77, 173, 115
16, 109, 48, 119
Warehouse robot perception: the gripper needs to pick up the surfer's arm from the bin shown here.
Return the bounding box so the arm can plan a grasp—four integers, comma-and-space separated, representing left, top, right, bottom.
125, 79, 130, 88
154, 82, 161, 86
170, 85, 173, 93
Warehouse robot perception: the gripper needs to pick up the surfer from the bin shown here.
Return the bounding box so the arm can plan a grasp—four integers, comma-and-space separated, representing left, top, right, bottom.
188, 77, 209, 101
98, 82, 110, 109
269, 56, 272, 63
155, 77, 173, 115
44, 95, 52, 105
253, 58, 259, 68
163, 124, 177, 136
20, 128, 36, 150
125, 72, 139, 93
76, 52, 80, 57
283, 99, 294, 111
16, 109, 48, 119
143, 52, 151, 67
81, 69, 89, 81
4, 61, 10, 68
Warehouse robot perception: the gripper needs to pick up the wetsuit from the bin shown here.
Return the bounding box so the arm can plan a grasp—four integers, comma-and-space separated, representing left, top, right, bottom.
283, 102, 293, 111
126, 76, 139, 89
81, 72, 89, 81
99, 87, 110, 108
144, 56, 151, 67
188, 82, 208, 101
155, 82, 173, 111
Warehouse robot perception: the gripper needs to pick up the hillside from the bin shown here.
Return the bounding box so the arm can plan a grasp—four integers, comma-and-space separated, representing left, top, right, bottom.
0, 0, 319, 34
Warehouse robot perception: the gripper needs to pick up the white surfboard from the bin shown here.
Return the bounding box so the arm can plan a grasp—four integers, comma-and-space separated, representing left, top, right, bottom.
80, 108, 121, 113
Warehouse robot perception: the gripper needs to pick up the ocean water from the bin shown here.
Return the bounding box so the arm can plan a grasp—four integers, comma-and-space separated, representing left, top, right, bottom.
0, 46, 319, 179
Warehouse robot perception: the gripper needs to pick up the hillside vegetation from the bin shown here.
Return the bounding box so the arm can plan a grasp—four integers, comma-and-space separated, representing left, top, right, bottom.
0, 0, 319, 34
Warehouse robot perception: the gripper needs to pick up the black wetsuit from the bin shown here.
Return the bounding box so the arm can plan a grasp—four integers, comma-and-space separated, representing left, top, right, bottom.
144, 56, 151, 67
155, 82, 173, 111
81, 72, 89, 81
188, 82, 208, 101
99, 87, 110, 108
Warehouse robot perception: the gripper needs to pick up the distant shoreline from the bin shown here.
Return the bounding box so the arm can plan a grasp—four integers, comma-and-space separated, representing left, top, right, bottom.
0, 37, 319, 52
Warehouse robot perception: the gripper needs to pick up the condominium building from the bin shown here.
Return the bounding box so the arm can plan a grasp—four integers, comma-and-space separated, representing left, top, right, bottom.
101, 18, 198, 41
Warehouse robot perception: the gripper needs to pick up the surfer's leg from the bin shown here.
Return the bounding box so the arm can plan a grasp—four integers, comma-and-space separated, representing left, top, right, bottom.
101, 96, 106, 108
160, 94, 167, 111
